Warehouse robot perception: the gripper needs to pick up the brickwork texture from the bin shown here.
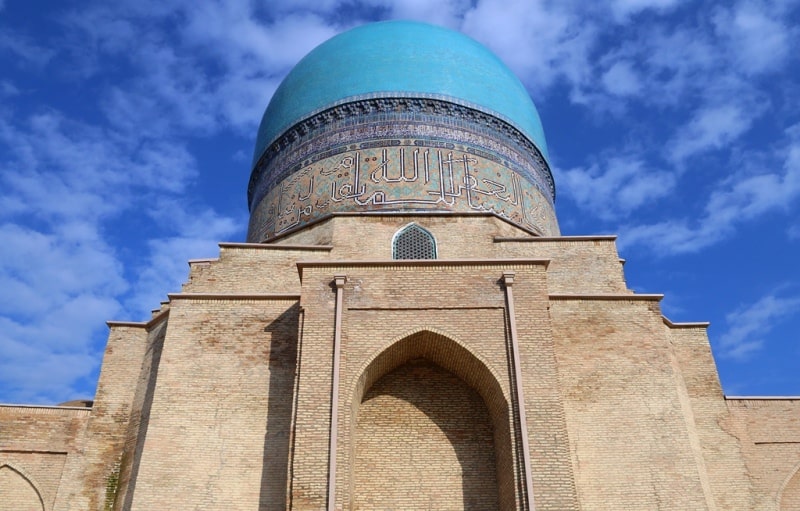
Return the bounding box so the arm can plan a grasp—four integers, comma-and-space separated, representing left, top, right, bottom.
1, 215, 799, 510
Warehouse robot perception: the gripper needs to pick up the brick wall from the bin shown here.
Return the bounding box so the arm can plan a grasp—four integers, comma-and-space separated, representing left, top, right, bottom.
727, 398, 800, 510
347, 329, 517, 510
50, 323, 152, 511
666, 325, 754, 508
551, 297, 712, 509
353, 359, 500, 510
183, 244, 332, 294
126, 297, 300, 511
113, 317, 169, 511
279, 214, 524, 260
0, 463, 45, 510
289, 260, 579, 509
0, 404, 88, 511
781, 466, 800, 511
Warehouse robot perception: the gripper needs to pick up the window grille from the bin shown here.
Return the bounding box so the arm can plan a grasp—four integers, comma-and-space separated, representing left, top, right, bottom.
393, 224, 437, 260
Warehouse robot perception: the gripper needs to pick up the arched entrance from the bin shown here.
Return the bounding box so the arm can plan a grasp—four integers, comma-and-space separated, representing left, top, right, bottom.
348, 330, 516, 510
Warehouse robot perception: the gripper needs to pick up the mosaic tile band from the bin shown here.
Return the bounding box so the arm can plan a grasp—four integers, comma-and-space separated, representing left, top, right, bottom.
247, 141, 559, 241
247, 97, 559, 241
249, 98, 555, 206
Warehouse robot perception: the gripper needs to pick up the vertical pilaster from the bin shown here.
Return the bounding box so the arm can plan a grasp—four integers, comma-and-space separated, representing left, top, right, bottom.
327, 275, 346, 511
503, 271, 536, 510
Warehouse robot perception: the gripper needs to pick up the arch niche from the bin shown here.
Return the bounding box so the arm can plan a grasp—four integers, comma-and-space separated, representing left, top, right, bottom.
348, 330, 518, 511
0, 463, 45, 511
779, 461, 800, 511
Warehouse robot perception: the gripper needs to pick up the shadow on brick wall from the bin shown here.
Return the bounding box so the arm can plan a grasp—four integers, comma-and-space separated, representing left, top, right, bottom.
260, 303, 300, 511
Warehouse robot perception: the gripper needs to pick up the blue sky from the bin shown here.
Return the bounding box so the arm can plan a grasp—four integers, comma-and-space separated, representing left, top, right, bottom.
1, 0, 798, 404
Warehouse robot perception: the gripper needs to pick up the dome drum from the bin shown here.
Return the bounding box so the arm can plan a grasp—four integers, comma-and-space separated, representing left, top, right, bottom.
246, 97, 559, 242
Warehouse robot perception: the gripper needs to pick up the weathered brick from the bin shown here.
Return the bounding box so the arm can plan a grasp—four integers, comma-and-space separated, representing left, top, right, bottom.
2, 215, 799, 511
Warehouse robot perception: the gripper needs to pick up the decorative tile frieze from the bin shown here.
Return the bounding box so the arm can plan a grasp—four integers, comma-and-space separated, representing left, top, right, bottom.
249, 97, 554, 206
247, 98, 559, 241
247, 141, 559, 241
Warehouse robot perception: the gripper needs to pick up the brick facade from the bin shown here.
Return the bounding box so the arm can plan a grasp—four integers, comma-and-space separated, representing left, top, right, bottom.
2, 215, 799, 510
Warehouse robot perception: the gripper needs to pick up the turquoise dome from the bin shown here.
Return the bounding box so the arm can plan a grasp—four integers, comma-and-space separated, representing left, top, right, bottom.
253, 20, 548, 167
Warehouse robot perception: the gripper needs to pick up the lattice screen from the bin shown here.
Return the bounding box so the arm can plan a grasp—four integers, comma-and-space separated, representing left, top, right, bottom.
393, 224, 437, 259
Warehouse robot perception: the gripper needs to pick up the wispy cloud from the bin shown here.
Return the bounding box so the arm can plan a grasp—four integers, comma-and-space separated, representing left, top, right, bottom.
717, 292, 800, 360
550, 0, 797, 252
712, 0, 795, 76
0, 105, 234, 402
462, 0, 597, 94
0, 80, 18, 97
361, 0, 472, 28
125, 200, 242, 318
669, 102, 759, 164
63, 1, 340, 139
0, 30, 55, 68
0, 222, 124, 403
559, 156, 675, 220
609, 0, 686, 21
601, 60, 642, 97
620, 124, 800, 254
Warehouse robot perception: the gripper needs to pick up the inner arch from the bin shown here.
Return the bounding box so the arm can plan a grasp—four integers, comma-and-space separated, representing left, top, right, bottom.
347, 330, 518, 510
353, 359, 500, 510
0, 464, 45, 511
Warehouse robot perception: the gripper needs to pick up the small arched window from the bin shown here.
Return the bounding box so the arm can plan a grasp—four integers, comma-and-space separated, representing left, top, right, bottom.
392, 224, 437, 260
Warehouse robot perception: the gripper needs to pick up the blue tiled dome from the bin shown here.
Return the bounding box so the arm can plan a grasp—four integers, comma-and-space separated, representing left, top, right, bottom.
252, 20, 548, 168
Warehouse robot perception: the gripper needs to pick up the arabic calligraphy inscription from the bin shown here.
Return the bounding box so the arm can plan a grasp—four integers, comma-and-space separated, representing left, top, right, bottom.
248, 142, 558, 240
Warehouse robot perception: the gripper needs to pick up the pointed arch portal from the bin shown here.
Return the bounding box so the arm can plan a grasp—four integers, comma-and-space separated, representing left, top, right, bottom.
348, 330, 517, 510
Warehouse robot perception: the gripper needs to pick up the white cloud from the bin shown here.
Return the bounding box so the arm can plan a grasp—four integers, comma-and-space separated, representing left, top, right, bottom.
0, 105, 234, 403
63, 2, 342, 139
560, 156, 675, 220
601, 61, 642, 97
669, 103, 755, 163
180, 10, 339, 131
0, 30, 55, 68
461, 0, 597, 93
252, 0, 346, 15
361, 0, 472, 28
609, 0, 685, 20
713, 0, 794, 75
620, 219, 715, 254
621, 124, 800, 254
0, 223, 126, 316
0, 333, 102, 404
0, 113, 197, 220
634, 25, 718, 105
183, 7, 339, 71
125, 200, 242, 318
565, 0, 782, 150
717, 293, 800, 360
0, 222, 124, 403
0, 80, 18, 97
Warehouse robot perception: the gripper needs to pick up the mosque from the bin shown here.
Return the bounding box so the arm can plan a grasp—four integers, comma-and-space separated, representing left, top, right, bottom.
1, 20, 799, 511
